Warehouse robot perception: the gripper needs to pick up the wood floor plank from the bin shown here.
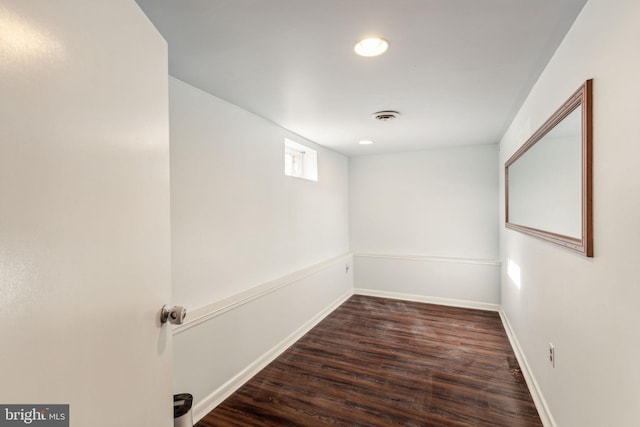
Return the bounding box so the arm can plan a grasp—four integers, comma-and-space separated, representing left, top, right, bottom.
196, 295, 542, 426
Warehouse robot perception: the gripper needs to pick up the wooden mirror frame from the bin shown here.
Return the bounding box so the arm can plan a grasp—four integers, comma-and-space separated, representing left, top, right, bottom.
505, 80, 593, 257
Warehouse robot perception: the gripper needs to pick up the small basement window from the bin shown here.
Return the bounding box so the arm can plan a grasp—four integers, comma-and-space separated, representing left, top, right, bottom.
284, 138, 317, 181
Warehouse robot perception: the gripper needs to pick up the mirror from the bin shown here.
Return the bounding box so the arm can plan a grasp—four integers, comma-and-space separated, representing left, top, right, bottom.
505, 80, 592, 256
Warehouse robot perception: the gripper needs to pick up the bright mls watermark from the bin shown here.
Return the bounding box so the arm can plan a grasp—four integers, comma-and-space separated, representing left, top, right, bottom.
0, 405, 68, 426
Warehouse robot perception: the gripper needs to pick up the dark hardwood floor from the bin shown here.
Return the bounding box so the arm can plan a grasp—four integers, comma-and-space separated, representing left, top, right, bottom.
196, 295, 542, 426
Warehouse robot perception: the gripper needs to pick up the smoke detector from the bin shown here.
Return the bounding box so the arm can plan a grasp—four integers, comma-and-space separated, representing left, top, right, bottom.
371, 110, 400, 121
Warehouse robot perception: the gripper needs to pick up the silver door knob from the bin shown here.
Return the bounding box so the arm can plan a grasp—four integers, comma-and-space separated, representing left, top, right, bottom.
160, 305, 187, 325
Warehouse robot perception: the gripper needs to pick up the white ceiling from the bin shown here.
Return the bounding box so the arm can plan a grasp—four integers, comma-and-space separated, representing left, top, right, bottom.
136, 0, 587, 157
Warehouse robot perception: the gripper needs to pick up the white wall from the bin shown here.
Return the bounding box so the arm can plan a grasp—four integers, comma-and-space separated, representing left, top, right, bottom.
0, 2, 172, 426
173, 254, 352, 421
350, 145, 500, 305
499, 0, 640, 425
169, 77, 352, 420
170, 77, 349, 311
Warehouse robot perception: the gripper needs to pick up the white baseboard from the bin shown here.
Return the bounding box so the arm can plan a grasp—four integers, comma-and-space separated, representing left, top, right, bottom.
499, 308, 556, 427
354, 288, 501, 312
192, 289, 354, 423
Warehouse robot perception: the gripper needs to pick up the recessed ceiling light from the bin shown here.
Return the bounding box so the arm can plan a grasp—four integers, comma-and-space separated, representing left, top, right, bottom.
354, 37, 389, 57
359, 140, 374, 145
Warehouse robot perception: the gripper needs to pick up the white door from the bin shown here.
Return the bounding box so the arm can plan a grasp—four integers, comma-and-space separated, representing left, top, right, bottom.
0, 2, 172, 426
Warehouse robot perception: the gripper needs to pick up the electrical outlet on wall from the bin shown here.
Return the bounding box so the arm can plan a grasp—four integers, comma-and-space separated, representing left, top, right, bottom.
549, 342, 555, 368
